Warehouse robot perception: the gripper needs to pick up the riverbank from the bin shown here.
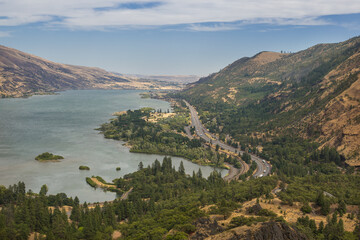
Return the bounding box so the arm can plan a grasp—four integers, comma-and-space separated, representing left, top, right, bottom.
0, 89, 178, 203
99, 105, 229, 169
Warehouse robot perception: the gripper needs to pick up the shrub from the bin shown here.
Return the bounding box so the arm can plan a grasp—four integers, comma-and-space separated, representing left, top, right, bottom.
79, 166, 90, 170
301, 202, 312, 214
35, 152, 64, 161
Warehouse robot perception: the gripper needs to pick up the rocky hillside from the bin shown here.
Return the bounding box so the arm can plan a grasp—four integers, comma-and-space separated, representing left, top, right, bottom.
180, 36, 360, 166
190, 216, 308, 240
0, 45, 179, 98
207, 221, 308, 240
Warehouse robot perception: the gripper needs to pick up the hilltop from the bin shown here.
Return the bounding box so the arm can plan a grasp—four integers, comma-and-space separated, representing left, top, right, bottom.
179, 36, 360, 166
0, 45, 181, 98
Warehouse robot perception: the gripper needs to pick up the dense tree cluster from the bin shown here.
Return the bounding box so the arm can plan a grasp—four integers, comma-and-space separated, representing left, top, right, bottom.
295, 212, 356, 240
99, 108, 226, 167
278, 174, 360, 206
0, 157, 280, 239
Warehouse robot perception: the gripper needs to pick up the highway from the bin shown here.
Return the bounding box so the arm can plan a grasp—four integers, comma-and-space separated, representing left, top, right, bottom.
184, 100, 271, 178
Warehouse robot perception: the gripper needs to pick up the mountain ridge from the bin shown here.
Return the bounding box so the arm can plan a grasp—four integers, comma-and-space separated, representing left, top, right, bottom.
0, 45, 180, 97
179, 36, 360, 166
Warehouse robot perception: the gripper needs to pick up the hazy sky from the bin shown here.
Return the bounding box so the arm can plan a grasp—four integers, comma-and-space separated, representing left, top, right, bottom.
0, 0, 360, 76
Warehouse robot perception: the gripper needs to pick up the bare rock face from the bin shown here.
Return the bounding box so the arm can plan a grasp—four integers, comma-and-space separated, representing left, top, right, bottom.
246, 203, 263, 215
190, 218, 224, 240
249, 222, 308, 240
206, 221, 308, 240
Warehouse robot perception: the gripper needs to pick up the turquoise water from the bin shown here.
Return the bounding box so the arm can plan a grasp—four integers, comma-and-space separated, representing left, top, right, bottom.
0, 90, 227, 202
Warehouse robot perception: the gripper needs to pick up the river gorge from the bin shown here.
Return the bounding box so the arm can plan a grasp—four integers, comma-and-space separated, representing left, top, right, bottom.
0, 90, 227, 202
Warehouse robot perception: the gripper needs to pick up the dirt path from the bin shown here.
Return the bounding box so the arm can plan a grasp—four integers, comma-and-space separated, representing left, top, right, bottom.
184, 126, 193, 139
90, 177, 116, 189
112, 230, 122, 240
223, 163, 240, 181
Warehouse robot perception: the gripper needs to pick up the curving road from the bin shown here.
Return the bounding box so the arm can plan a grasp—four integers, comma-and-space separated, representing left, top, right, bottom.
184, 100, 271, 178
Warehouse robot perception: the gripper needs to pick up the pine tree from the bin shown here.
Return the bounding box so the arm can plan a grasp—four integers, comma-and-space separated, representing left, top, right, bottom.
318, 221, 324, 233
337, 219, 344, 236
39, 185, 48, 196
178, 161, 185, 175
321, 199, 330, 216
196, 169, 202, 178
316, 191, 325, 206
138, 161, 144, 171
70, 205, 81, 222
337, 200, 346, 216
354, 221, 360, 239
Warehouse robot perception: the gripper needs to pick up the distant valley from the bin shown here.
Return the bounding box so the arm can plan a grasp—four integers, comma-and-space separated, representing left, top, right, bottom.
119, 74, 199, 84
178, 36, 360, 166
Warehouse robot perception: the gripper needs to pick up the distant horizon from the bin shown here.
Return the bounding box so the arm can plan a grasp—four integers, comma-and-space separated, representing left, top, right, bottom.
1, 33, 359, 77
1, 1, 360, 76
2, 34, 359, 78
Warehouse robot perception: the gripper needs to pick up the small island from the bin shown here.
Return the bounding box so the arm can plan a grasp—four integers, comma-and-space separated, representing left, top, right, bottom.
79, 165, 90, 170
116, 167, 121, 171
35, 152, 64, 162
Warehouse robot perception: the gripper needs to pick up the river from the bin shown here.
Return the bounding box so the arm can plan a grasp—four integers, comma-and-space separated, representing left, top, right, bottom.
0, 90, 227, 202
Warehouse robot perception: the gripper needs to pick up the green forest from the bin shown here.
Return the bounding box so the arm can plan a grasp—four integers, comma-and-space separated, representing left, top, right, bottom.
99, 107, 229, 168
1, 99, 357, 239
1, 157, 359, 239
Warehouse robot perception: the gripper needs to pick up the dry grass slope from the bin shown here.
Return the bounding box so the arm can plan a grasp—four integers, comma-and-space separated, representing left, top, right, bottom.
182, 36, 360, 165
0, 45, 181, 97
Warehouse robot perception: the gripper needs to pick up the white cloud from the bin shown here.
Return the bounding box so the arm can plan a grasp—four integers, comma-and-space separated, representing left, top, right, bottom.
187, 23, 240, 32
0, 0, 359, 30
0, 31, 11, 37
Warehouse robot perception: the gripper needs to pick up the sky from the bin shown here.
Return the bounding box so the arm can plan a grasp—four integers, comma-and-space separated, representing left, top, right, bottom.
0, 0, 360, 76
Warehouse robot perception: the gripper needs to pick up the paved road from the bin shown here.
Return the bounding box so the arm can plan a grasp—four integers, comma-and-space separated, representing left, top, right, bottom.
184, 100, 271, 178
120, 187, 133, 200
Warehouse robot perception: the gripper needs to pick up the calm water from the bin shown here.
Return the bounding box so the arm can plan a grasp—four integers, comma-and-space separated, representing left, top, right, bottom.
0, 90, 227, 202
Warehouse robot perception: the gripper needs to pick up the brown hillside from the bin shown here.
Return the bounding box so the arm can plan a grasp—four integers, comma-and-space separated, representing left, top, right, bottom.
0, 45, 179, 97
305, 52, 360, 166
181, 36, 360, 165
